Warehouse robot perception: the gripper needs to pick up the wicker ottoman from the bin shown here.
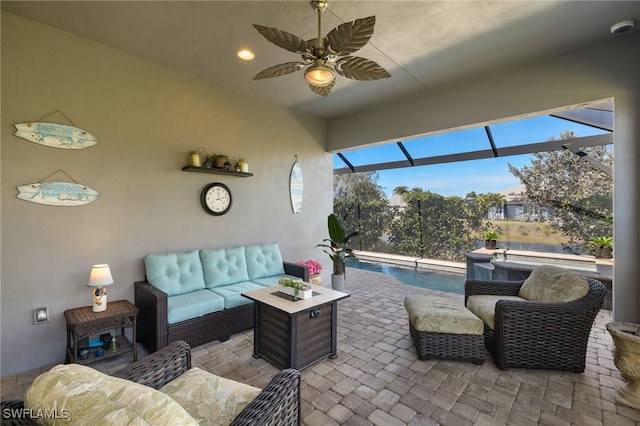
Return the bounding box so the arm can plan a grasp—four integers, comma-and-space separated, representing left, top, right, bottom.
404, 295, 485, 364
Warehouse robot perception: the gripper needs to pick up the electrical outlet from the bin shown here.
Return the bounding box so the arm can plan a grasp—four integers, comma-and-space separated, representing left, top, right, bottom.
34, 307, 49, 324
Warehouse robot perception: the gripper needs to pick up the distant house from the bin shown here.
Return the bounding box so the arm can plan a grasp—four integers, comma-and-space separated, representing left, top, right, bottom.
492, 184, 550, 222
388, 193, 407, 212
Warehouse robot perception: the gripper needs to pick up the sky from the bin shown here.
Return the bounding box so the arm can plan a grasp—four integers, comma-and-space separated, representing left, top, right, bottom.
333, 115, 609, 198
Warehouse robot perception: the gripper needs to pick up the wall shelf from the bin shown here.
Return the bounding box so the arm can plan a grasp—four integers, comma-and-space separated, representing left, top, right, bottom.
182, 166, 253, 177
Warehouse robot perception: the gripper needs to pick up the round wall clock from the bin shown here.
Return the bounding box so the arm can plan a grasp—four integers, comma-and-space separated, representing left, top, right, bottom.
201, 182, 232, 216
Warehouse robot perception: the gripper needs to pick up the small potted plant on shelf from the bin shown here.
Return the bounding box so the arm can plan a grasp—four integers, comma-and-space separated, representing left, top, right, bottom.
210, 154, 227, 169
297, 259, 322, 286
317, 213, 359, 291
590, 236, 613, 259
482, 222, 502, 250
278, 278, 312, 300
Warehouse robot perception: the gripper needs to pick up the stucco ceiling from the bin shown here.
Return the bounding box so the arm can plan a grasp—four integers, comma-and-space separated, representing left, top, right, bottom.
3, 1, 639, 120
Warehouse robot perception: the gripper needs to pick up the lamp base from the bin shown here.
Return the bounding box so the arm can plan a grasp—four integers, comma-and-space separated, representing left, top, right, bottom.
92, 294, 107, 312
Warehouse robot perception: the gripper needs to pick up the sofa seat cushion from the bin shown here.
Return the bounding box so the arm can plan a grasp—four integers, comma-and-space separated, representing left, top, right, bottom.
251, 273, 304, 287
168, 289, 225, 324
518, 265, 590, 302
245, 244, 286, 280
404, 295, 484, 335
466, 295, 527, 329
145, 250, 206, 296
201, 246, 250, 288
160, 367, 261, 426
25, 364, 198, 425
209, 282, 264, 309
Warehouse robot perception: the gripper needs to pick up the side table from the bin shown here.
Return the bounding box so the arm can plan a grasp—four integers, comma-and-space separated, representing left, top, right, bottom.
64, 299, 138, 365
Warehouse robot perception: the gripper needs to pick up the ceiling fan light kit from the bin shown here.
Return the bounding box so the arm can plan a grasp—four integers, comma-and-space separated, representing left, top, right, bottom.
304, 62, 336, 86
252, 0, 390, 96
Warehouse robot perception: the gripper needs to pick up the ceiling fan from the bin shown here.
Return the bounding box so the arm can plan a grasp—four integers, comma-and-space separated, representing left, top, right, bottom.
252, 0, 390, 97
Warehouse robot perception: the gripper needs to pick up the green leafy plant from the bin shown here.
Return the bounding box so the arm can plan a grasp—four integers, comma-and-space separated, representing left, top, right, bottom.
317, 213, 360, 275
482, 222, 503, 241
590, 236, 613, 248
278, 278, 310, 300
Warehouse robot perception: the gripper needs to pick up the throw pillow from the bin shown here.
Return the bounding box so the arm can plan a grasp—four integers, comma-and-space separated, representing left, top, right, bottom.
518, 265, 589, 302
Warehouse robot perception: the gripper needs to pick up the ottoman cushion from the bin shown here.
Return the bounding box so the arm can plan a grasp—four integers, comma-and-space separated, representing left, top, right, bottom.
404, 295, 483, 335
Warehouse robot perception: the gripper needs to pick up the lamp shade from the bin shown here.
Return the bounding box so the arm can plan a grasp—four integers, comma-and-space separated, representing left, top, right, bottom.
304, 63, 335, 87
88, 264, 114, 287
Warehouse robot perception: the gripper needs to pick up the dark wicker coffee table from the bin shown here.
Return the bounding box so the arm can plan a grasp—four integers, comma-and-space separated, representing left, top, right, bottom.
242, 285, 349, 370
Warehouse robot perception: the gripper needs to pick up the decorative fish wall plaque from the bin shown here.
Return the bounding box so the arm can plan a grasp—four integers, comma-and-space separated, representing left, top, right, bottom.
17, 182, 100, 206
290, 161, 303, 214
14, 122, 99, 149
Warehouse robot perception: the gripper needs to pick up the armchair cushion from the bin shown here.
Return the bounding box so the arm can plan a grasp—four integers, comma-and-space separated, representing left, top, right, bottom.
145, 250, 206, 296
466, 295, 527, 329
25, 364, 198, 425
160, 367, 261, 425
518, 265, 589, 302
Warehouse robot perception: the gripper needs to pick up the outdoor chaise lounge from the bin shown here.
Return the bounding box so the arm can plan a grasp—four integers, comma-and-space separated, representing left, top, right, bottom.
464, 265, 605, 372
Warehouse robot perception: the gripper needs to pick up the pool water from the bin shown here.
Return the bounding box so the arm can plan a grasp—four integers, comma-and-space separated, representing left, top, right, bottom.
346, 260, 465, 295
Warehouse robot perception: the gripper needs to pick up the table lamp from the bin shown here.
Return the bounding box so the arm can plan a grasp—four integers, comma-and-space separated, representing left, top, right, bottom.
88, 264, 113, 312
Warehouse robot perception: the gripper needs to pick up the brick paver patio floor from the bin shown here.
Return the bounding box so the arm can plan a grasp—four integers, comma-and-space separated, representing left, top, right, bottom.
2, 267, 639, 425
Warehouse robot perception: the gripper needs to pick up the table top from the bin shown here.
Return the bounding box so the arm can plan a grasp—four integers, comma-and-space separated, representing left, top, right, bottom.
242, 285, 349, 315
64, 299, 138, 327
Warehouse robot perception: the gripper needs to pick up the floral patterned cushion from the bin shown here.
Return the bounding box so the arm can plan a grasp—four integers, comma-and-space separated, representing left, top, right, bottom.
160, 367, 261, 425
24, 364, 198, 425
466, 295, 527, 329
518, 265, 589, 302
404, 295, 484, 335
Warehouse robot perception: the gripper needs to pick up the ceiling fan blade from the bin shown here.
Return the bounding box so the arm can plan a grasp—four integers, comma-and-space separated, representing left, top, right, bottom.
308, 80, 335, 97
253, 25, 308, 54
253, 62, 306, 80
326, 16, 375, 56
335, 56, 390, 80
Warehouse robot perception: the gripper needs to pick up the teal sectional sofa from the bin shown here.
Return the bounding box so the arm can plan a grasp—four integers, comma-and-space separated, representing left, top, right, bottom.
135, 243, 308, 352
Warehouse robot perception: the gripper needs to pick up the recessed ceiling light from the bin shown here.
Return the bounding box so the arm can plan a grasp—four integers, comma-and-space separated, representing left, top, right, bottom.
237, 49, 255, 60
610, 20, 635, 35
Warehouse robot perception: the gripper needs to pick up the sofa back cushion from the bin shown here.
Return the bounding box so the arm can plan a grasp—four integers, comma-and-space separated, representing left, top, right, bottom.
200, 246, 249, 288
245, 243, 285, 280
518, 265, 590, 302
145, 250, 206, 296
25, 364, 198, 425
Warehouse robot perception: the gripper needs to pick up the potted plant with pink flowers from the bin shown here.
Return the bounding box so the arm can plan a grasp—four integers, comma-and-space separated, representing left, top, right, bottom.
297, 259, 323, 286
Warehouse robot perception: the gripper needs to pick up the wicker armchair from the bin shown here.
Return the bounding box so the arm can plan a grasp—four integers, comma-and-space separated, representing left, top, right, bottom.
465, 278, 605, 372
1, 341, 300, 426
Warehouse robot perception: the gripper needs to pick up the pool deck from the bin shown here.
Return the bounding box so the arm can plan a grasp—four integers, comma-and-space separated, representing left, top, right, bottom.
354, 250, 466, 274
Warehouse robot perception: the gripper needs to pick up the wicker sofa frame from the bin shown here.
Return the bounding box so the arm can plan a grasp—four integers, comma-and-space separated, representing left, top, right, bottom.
135, 262, 308, 352
1, 340, 301, 426
464, 278, 605, 372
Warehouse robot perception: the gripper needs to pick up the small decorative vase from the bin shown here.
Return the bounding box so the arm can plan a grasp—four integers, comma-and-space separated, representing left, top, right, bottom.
331, 274, 345, 292
309, 274, 322, 286
606, 322, 640, 409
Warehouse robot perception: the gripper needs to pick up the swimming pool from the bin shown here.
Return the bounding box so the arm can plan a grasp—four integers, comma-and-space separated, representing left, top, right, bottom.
346, 260, 465, 295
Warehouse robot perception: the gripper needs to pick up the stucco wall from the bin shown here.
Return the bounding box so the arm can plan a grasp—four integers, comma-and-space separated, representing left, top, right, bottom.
1, 13, 332, 377
327, 32, 640, 324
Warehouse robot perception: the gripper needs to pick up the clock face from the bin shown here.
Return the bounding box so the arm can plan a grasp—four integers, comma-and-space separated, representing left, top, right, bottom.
201, 183, 232, 216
